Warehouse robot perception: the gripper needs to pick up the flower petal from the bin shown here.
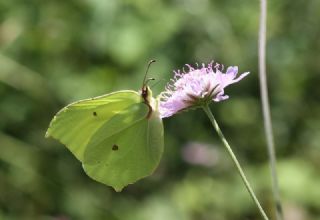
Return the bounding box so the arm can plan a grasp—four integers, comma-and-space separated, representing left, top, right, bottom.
159, 62, 249, 118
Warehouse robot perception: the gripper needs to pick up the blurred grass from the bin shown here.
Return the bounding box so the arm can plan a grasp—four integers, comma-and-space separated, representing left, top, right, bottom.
0, 0, 320, 219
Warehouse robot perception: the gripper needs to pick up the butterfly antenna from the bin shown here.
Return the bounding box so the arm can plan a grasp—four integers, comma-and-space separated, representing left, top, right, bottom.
142, 59, 156, 88
145, 77, 155, 84
150, 78, 166, 89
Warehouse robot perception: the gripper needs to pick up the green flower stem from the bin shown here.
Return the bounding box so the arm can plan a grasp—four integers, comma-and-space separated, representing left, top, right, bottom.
202, 105, 269, 220
259, 0, 283, 219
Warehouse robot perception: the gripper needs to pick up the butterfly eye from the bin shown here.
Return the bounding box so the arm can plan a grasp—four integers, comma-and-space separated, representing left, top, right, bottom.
142, 78, 155, 100
141, 87, 148, 99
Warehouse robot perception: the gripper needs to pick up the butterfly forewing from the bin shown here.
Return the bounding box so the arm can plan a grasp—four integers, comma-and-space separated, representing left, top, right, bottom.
45, 91, 142, 161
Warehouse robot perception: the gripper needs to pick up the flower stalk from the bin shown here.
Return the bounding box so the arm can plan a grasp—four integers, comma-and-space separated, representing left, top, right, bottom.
202, 104, 269, 220
258, 0, 283, 219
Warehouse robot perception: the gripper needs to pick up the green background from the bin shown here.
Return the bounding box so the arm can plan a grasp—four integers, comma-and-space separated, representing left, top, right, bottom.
0, 0, 319, 219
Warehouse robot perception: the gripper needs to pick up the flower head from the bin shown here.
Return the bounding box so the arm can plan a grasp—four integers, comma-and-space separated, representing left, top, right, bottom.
159, 61, 249, 118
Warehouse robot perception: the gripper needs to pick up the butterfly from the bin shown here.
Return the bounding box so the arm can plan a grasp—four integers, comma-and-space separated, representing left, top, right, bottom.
46, 60, 164, 191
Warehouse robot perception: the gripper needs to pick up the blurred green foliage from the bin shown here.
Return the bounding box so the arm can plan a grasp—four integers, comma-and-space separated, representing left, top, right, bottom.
0, 0, 320, 219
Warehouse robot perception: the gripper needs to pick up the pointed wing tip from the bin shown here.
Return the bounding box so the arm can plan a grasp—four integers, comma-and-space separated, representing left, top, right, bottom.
45, 129, 52, 138
112, 182, 128, 192
113, 186, 124, 192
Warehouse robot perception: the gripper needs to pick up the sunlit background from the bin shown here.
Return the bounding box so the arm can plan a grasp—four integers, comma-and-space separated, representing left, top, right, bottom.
1, 0, 320, 219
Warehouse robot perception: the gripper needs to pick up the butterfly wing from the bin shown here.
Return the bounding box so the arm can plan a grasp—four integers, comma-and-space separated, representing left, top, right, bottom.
82, 98, 164, 191
45, 91, 142, 161
46, 90, 164, 191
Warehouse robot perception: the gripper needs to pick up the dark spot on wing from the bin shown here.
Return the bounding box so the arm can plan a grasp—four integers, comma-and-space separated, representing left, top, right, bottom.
93, 111, 97, 116
112, 144, 119, 151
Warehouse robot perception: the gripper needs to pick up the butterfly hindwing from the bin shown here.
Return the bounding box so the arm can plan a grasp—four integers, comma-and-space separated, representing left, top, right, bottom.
82, 99, 164, 191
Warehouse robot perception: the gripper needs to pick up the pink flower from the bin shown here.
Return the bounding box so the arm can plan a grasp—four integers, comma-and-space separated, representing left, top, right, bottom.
159, 61, 249, 118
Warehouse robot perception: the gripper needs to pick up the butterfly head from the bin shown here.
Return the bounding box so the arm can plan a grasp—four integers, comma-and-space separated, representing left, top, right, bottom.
141, 85, 153, 102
